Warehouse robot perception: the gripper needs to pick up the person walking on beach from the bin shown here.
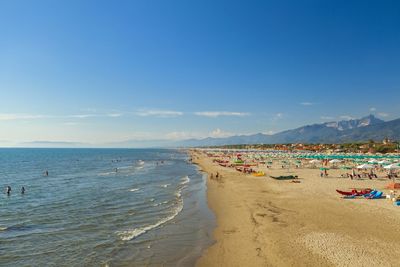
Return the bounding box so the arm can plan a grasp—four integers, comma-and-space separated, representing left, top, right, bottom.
6, 186, 11, 195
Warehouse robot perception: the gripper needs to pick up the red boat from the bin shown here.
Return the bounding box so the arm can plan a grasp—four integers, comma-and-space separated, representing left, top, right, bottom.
336, 189, 372, 196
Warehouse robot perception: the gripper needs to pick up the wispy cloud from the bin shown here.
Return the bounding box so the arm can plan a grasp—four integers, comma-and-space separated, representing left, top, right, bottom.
165, 128, 234, 140
68, 114, 97, 118
0, 112, 123, 121
165, 131, 200, 140
195, 111, 250, 118
135, 109, 183, 118
321, 116, 334, 120
369, 107, 377, 112
0, 113, 49, 121
263, 130, 276, 135
300, 102, 313, 106
210, 128, 233, 138
377, 112, 389, 118
106, 113, 123, 117
271, 113, 284, 122
339, 115, 354, 120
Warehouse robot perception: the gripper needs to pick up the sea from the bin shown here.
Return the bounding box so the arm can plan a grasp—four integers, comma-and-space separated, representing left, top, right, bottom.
0, 148, 215, 266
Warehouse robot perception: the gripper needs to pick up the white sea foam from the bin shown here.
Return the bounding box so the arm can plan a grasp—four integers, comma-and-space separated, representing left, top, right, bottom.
138, 160, 145, 165
117, 199, 184, 241
0, 226, 7, 231
118, 175, 187, 241
181, 175, 190, 185
129, 188, 140, 192
153, 201, 169, 207
161, 184, 171, 188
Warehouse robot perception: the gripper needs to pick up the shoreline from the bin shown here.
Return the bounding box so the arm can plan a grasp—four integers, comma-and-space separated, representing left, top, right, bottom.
192, 150, 400, 266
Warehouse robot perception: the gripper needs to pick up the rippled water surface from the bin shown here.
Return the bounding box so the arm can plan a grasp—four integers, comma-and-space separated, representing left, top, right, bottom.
0, 148, 214, 266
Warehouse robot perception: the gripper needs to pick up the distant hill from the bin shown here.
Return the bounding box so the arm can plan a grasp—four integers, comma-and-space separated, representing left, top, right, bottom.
176, 115, 399, 146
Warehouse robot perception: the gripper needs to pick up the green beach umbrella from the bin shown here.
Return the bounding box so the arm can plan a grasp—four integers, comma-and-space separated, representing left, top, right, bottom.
340, 166, 352, 170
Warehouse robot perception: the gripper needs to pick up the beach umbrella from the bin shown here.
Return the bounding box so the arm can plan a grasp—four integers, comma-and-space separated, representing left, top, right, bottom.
384, 164, 400, 170
329, 159, 342, 164
378, 160, 391, 165
309, 159, 321, 164
340, 166, 352, 170
357, 164, 374, 169
384, 164, 400, 182
368, 159, 379, 164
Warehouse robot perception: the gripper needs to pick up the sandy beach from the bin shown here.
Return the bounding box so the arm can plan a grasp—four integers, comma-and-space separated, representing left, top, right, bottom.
193, 150, 400, 267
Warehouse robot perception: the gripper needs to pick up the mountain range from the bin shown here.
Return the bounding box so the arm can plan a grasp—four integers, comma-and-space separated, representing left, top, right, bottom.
14, 115, 399, 148
176, 115, 400, 147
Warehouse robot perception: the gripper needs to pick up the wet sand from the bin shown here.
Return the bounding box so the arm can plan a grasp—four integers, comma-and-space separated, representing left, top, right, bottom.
193, 151, 400, 267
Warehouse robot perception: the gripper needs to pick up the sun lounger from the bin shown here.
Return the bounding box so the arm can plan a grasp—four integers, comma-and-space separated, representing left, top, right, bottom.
362, 190, 377, 198
343, 194, 357, 199
270, 175, 298, 180
364, 191, 383, 199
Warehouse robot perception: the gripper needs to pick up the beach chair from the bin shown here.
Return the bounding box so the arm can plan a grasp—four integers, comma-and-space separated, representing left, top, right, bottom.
364, 191, 383, 199
343, 194, 357, 199
362, 190, 377, 198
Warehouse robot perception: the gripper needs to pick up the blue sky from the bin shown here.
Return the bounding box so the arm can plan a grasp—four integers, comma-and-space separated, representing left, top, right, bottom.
1, 0, 400, 146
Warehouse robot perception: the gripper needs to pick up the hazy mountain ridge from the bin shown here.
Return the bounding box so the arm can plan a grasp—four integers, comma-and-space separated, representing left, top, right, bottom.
177, 115, 398, 146
12, 115, 398, 148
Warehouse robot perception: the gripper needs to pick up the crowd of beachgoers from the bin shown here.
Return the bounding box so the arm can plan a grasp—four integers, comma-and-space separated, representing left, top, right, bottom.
192, 149, 400, 266
197, 149, 399, 175
194, 148, 400, 204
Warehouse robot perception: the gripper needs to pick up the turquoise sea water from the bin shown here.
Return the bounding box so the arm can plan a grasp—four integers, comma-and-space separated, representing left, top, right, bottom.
0, 148, 214, 266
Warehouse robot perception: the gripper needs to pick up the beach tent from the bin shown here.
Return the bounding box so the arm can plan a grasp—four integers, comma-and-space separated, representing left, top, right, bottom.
357, 164, 374, 169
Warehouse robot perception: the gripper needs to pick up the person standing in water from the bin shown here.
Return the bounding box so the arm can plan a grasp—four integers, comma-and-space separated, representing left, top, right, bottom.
6, 186, 11, 195
21, 186, 25, 194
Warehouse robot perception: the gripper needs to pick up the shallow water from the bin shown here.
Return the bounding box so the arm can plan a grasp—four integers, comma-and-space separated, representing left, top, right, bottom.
0, 148, 214, 266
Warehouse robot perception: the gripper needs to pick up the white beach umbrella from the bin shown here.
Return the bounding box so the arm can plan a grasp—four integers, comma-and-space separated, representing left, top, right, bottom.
357, 164, 374, 169
378, 160, 391, 164
329, 159, 342, 164
368, 159, 379, 164
384, 164, 400, 170
309, 159, 321, 164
